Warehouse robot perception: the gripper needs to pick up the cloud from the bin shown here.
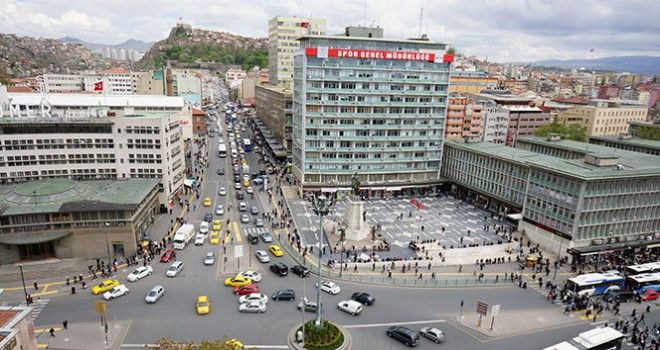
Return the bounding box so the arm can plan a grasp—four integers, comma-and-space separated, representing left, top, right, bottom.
0, 0, 657, 61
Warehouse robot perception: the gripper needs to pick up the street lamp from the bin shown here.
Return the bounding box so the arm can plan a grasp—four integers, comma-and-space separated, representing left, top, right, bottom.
17, 264, 29, 305
311, 194, 331, 327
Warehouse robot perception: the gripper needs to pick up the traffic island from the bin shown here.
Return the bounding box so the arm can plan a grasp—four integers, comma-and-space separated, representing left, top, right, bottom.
288, 319, 351, 350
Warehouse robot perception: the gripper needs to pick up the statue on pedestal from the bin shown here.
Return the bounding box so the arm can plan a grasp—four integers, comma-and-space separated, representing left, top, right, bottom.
350, 172, 361, 197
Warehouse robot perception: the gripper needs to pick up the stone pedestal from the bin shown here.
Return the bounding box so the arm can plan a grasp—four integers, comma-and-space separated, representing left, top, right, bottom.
344, 196, 369, 241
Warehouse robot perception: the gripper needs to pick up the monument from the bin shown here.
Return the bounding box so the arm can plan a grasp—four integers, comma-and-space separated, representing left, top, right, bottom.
343, 173, 369, 241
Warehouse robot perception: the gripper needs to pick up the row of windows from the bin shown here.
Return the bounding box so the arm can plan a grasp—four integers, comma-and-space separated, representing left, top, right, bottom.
305, 140, 441, 148
307, 93, 439, 103
308, 81, 448, 92
125, 126, 161, 134
304, 129, 442, 138
304, 161, 440, 172
575, 218, 659, 241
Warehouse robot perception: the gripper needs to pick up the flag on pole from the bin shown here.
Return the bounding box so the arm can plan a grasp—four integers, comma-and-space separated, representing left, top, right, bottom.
300, 22, 309, 28
94, 81, 103, 91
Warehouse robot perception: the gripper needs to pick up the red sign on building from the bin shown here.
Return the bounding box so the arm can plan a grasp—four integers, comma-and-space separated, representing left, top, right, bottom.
305, 47, 454, 63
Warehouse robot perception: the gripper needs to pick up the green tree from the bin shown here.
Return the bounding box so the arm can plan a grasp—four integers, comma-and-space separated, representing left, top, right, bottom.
534, 116, 586, 142
0, 66, 12, 85
153, 336, 252, 350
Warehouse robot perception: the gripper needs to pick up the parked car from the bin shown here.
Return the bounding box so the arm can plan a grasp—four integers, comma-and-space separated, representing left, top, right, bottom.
204, 252, 215, 266
234, 284, 259, 295
103, 285, 129, 300
144, 285, 165, 304
260, 231, 273, 243
297, 298, 321, 313
317, 280, 341, 295
337, 300, 363, 316
255, 250, 270, 263
238, 270, 262, 282
270, 263, 289, 277
419, 327, 445, 344
291, 265, 310, 278
127, 266, 153, 282
196, 295, 210, 315
239, 300, 267, 313
351, 292, 375, 306
272, 289, 296, 301
160, 249, 176, 263
166, 261, 184, 277
239, 293, 268, 304
386, 326, 420, 347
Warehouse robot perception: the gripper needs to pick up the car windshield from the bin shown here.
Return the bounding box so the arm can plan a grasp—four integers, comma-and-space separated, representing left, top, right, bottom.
148, 291, 156, 297
169, 266, 177, 270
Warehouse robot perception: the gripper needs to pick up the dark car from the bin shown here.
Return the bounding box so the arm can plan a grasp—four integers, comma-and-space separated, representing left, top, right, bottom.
203, 213, 213, 222
603, 289, 635, 303
251, 172, 259, 179
217, 168, 225, 175
351, 292, 375, 306
291, 265, 310, 278
234, 174, 241, 182
386, 326, 420, 347
235, 190, 244, 200
270, 262, 289, 277
272, 289, 295, 301
160, 249, 176, 263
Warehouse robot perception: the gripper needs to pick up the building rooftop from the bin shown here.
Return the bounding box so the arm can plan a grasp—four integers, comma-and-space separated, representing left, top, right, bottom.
6, 93, 185, 108
446, 139, 660, 180
588, 136, 660, 151
0, 178, 160, 216
299, 34, 448, 47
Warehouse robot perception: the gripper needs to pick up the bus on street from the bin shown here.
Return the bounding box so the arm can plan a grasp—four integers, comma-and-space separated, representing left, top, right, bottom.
564, 272, 624, 297
626, 272, 660, 293
218, 144, 227, 158
243, 139, 252, 152
625, 261, 660, 276
542, 326, 623, 350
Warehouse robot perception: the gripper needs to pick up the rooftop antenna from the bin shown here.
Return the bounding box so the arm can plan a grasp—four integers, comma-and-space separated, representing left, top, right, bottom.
418, 6, 424, 38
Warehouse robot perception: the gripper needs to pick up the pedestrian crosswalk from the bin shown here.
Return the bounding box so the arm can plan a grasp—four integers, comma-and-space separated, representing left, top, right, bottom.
18, 298, 50, 321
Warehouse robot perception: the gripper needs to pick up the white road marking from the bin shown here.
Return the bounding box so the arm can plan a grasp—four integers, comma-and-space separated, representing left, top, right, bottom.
344, 319, 446, 329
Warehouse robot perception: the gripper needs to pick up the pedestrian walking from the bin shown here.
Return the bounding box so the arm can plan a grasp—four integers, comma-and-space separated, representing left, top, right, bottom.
63, 320, 68, 329
34, 281, 38, 290
49, 327, 55, 337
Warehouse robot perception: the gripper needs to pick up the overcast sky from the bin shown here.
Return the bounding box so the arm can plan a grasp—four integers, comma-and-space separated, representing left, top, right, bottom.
1, 0, 658, 62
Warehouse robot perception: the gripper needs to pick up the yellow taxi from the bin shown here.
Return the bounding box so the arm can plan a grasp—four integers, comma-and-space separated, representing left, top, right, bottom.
196, 295, 210, 315
209, 231, 221, 245
91, 279, 120, 295
225, 339, 244, 350
242, 179, 250, 187
203, 197, 212, 207
212, 220, 222, 231
224, 275, 252, 287
269, 245, 283, 257
240, 158, 248, 165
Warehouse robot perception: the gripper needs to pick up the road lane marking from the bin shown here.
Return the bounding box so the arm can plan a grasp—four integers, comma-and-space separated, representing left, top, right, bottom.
233, 221, 241, 242
344, 319, 446, 329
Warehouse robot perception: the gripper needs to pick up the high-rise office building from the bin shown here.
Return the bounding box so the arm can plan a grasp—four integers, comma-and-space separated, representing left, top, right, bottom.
292, 34, 454, 198
268, 16, 327, 88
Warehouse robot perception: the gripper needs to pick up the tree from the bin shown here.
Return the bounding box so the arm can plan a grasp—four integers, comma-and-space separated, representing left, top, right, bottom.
153, 336, 251, 350
0, 66, 12, 85
534, 116, 586, 142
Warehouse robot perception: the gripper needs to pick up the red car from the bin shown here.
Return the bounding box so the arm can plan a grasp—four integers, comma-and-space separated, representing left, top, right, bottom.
640, 290, 659, 301
233, 284, 259, 295
160, 249, 176, 263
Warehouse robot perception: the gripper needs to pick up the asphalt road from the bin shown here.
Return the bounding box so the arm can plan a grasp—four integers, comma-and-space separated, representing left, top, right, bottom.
30, 114, 648, 350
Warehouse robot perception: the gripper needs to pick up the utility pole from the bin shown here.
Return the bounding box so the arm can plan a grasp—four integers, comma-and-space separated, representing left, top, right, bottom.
311, 195, 331, 327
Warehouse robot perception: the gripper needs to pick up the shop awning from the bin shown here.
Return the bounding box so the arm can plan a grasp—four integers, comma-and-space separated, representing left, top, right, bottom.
0, 231, 72, 245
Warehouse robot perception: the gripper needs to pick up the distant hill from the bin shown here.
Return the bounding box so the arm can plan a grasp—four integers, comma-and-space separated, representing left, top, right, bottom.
135, 24, 267, 71
58, 36, 154, 53
531, 56, 660, 75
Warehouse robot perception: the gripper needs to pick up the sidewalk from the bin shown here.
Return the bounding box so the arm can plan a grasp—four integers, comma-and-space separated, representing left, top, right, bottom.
36, 320, 131, 350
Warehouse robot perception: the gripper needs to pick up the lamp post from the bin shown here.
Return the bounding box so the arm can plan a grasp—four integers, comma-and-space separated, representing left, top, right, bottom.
17, 264, 29, 305
553, 235, 564, 280
311, 194, 331, 327
301, 275, 306, 345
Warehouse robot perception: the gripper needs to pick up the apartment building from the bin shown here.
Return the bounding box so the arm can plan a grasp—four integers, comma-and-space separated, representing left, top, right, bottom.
445, 96, 482, 139
555, 100, 648, 139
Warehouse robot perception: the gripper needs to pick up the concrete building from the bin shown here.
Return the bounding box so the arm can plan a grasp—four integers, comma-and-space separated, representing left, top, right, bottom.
192, 108, 207, 137
268, 16, 327, 88
449, 72, 498, 94
132, 70, 165, 95
0, 178, 160, 264
467, 90, 550, 146
442, 136, 660, 259
39, 74, 84, 93
172, 69, 203, 107
0, 306, 38, 350
588, 134, 660, 156
480, 105, 510, 144
255, 85, 293, 153
445, 96, 482, 139
292, 34, 454, 198
0, 89, 189, 205
555, 100, 648, 140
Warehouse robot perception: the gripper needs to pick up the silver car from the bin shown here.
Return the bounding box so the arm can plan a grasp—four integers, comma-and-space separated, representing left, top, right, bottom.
239, 300, 267, 313
240, 214, 249, 223
216, 205, 225, 215
145, 285, 165, 304
419, 327, 445, 343
255, 250, 270, 263
260, 232, 273, 243
204, 252, 215, 266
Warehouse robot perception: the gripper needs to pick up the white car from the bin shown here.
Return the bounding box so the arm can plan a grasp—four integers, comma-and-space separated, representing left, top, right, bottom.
204, 252, 215, 266
419, 327, 446, 343
239, 293, 269, 304
194, 233, 206, 245
199, 222, 209, 234
240, 214, 249, 223
216, 205, 225, 215
260, 232, 273, 243
254, 218, 264, 227
234, 182, 242, 190
246, 186, 253, 194
127, 266, 153, 282
337, 300, 363, 316
238, 270, 262, 283
239, 300, 267, 313
255, 250, 270, 263
242, 174, 250, 181
103, 285, 129, 300
218, 187, 227, 196
145, 285, 165, 304
166, 261, 184, 277
318, 280, 341, 295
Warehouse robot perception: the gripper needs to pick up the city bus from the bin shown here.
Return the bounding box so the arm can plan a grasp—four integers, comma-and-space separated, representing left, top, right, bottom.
625, 261, 660, 276
243, 139, 252, 152
625, 272, 660, 293
218, 143, 227, 158
542, 327, 623, 350
564, 272, 625, 297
